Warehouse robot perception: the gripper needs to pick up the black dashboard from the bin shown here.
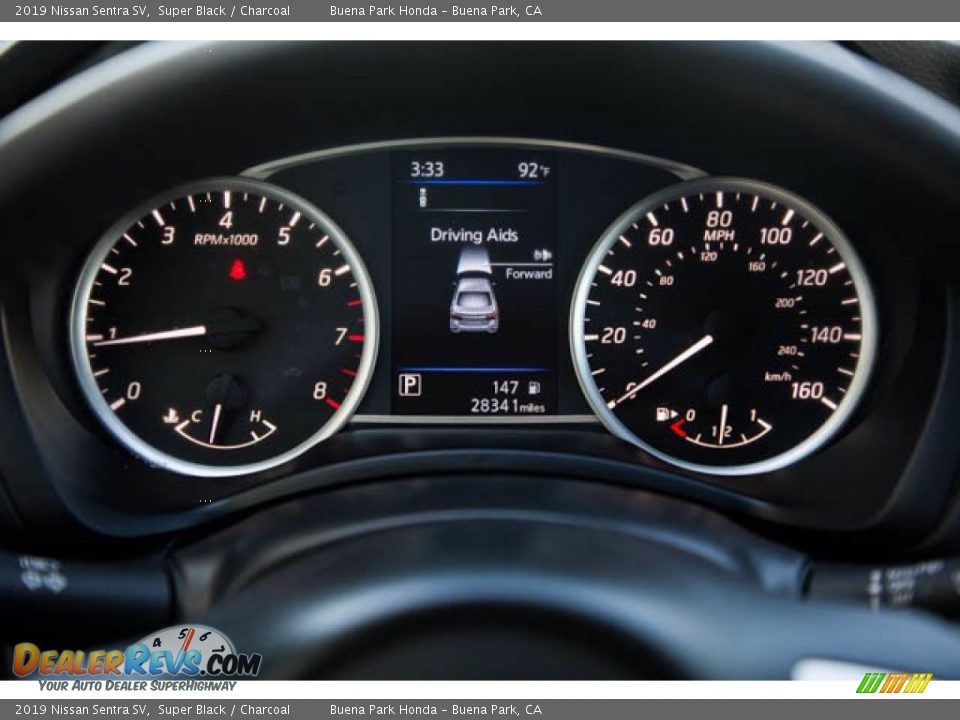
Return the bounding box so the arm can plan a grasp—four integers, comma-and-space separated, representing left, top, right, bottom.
4, 44, 957, 548
4, 41, 960, 678
39, 136, 938, 530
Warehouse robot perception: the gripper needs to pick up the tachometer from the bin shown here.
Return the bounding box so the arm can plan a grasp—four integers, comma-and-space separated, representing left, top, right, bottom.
571, 178, 877, 475
70, 178, 378, 477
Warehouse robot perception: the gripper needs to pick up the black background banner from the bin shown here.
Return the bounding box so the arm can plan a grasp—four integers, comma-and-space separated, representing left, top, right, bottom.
6, 0, 960, 22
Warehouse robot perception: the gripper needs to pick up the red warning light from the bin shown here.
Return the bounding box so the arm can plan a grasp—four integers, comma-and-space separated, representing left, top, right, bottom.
229, 259, 247, 281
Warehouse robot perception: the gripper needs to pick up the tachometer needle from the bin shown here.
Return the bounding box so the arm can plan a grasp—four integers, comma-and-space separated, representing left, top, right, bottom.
92, 325, 207, 347
608, 334, 714, 409
208, 403, 223, 444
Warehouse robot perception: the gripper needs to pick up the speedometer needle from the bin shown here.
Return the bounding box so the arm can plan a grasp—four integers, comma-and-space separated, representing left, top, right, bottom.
92, 325, 207, 347
608, 334, 714, 409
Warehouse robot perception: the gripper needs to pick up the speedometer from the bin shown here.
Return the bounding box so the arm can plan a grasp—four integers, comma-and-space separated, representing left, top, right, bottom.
70, 178, 378, 478
571, 178, 877, 475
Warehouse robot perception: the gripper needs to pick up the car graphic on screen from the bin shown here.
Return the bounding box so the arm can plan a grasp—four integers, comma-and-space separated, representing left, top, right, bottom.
450, 276, 499, 333
450, 246, 499, 333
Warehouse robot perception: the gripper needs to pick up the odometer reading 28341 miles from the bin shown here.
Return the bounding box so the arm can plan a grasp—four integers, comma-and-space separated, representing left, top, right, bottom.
70, 179, 378, 478
572, 178, 877, 475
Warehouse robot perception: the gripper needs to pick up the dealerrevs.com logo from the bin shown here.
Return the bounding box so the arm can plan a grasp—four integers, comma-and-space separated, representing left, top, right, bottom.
13, 625, 262, 687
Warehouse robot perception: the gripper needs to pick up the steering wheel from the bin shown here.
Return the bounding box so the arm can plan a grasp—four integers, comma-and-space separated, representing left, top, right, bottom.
170, 475, 960, 679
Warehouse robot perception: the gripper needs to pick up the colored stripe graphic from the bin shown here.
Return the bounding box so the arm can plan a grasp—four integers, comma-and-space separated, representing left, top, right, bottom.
880, 673, 907, 693
857, 672, 932, 694
906, 673, 933, 693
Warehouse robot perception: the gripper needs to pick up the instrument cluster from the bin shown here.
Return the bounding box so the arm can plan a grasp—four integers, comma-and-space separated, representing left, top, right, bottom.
68, 140, 879, 479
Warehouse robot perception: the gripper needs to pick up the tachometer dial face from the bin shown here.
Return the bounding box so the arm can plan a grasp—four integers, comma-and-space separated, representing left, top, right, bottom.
70, 178, 378, 477
571, 178, 877, 475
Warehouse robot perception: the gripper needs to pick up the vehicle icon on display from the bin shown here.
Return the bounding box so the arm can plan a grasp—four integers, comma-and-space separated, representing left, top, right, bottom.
450, 277, 499, 333
450, 246, 499, 333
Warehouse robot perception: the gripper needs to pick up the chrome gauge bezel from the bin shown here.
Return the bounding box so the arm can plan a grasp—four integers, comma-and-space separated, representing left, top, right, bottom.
570, 177, 879, 476
69, 177, 380, 478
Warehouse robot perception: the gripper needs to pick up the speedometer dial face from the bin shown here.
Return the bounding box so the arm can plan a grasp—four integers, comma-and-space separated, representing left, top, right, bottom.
571, 178, 877, 475
70, 178, 378, 478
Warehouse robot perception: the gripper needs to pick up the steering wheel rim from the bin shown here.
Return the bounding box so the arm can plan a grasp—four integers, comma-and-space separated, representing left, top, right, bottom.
171, 476, 960, 679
